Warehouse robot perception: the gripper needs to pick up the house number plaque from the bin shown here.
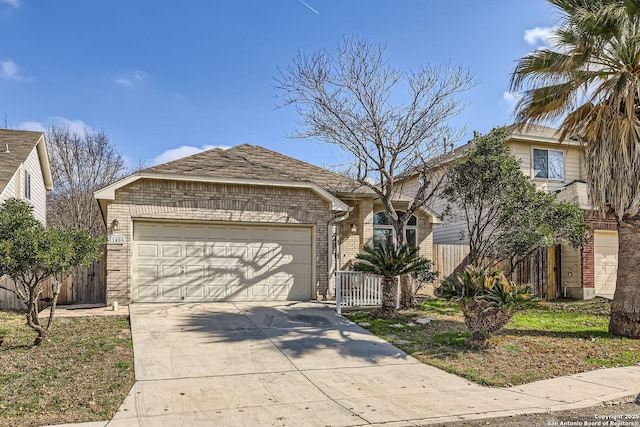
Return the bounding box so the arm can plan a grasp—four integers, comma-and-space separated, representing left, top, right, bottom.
107, 234, 126, 245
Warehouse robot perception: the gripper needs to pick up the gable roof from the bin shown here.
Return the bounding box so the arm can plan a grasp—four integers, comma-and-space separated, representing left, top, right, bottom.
0, 129, 53, 194
397, 123, 580, 181
141, 144, 373, 195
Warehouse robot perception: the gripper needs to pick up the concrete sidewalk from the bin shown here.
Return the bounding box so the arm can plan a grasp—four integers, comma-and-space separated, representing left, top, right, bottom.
46, 301, 640, 427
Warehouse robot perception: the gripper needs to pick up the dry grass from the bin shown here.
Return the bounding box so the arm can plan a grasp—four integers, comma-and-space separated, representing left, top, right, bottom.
344, 297, 640, 387
0, 311, 134, 427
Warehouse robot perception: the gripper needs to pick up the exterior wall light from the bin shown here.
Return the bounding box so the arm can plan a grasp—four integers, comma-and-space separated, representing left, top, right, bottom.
350, 223, 358, 234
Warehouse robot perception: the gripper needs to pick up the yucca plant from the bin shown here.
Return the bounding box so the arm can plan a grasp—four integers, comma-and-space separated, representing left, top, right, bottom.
436, 266, 539, 346
353, 242, 432, 318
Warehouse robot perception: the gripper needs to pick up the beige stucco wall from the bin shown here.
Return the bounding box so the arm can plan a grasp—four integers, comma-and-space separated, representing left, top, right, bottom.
105, 179, 333, 304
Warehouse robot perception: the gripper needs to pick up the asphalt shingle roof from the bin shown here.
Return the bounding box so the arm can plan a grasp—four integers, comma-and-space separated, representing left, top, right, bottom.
141, 144, 374, 195
0, 129, 45, 194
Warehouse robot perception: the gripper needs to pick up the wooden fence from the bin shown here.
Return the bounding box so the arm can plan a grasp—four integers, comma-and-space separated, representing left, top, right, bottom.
0, 256, 106, 310
431, 244, 560, 300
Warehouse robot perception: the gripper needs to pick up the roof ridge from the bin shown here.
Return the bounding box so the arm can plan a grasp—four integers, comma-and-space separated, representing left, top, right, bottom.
233, 144, 359, 182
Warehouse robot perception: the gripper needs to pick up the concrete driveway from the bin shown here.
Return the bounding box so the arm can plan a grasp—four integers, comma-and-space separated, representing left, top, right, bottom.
107, 301, 640, 427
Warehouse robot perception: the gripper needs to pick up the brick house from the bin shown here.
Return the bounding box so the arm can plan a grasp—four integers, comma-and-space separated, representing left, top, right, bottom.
94, 144, 440, 305
396, 124, 618, 300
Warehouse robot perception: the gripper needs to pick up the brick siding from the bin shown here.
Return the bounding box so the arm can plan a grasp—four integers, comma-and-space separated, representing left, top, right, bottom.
105, 179, 332, 304
581, 211, 618, 290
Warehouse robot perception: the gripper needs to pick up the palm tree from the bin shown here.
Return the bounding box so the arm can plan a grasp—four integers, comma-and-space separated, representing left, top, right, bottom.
353, 242, 431, 318
510, 0, 640, 337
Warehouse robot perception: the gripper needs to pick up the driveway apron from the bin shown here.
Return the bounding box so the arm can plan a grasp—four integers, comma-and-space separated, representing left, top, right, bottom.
107, 302, 640, 427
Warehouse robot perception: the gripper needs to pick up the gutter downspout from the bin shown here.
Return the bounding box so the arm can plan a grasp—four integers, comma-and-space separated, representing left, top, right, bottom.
327, 210, 351, 300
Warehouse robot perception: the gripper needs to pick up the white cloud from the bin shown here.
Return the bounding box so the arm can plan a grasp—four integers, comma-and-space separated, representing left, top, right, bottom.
0, 59, 29, 81
19, 117, 93, 135
502, 91, 524, 114
115, 69, 146, 86
153, 144, 231, 165
19, 121, 46, 132
524, 26, 557, 49
503, 91, 523, 104
0, 0, 20, 8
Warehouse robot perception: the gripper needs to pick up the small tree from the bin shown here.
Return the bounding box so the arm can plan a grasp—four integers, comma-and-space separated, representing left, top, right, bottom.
442, 127, 589, 270
0, 199, 102, 345
276, 36, 474, 307
353, 242, 432, 318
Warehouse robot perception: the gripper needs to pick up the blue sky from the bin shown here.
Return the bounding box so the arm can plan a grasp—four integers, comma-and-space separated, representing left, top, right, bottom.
0, 0, 558, 169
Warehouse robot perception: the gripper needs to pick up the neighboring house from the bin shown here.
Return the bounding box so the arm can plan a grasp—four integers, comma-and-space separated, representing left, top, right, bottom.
0, 129, 54, 311
396, 124, 617, 300
0, 129, 53, 225
94, 144, 440, 305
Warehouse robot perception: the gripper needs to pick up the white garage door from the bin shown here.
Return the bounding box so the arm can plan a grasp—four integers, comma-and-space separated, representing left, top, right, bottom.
132, 222, 313, 302
594, 230, 618, 298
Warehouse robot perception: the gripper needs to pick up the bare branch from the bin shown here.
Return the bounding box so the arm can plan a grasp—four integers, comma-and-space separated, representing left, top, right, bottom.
46, 125, 127, 238
275, 35, 475, 248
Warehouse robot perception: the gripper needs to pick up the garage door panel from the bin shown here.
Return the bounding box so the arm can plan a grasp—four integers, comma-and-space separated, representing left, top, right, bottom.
162, 245, 182, 258
229, 227, 252, 242
161, 284, 181, 299
185, 265, 204, 277
204, 227, 229, 240
162, 265, 182, 278
250, 285, 270, 297
133, 222, 312, 302
184, 285, 205, 299
186, 245, 205, 258
206, 265, 229, 279
250, 228, 271, 241
137, 244, 158, 258
207, 285, 228, 299
137, 265, 159, 278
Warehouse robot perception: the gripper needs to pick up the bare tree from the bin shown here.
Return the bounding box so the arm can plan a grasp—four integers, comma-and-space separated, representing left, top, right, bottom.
275, 36, 474, 308
46, 125, 127, 238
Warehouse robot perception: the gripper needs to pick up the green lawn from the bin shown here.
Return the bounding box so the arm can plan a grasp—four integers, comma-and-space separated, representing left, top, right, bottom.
344, 297, 640, 387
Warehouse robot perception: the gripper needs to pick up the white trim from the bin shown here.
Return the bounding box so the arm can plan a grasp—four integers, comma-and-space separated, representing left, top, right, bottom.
531, 146, 565, 182
509, 130, 580, 146
373, 210, 419, 247
35, 135, 53, 190
94, 172, 351, 211
419, 205, 442, 224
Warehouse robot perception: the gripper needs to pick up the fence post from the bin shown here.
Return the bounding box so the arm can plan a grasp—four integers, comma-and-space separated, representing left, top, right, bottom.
335, 271, 342, 314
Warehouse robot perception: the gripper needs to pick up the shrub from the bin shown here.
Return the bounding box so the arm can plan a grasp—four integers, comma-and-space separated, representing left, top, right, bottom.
435, 266, 539, 346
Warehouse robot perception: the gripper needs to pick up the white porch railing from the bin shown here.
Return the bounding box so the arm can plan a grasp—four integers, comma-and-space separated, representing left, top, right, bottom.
335, 271, 399, 314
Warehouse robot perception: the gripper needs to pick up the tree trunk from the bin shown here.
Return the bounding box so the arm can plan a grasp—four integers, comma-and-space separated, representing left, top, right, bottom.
377, 276, 398, 319
399, 274, 415, 309
609, 219, 640, 338
26, 302, 47, 346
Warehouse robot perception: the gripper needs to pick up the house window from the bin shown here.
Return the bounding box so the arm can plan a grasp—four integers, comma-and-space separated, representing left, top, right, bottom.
533, 148, 564, 180
24, 170, 31, 200
373, 211, 418, 248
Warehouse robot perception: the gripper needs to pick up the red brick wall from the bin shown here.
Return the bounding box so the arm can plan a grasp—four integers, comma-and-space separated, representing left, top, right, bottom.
581, 211, 618, 289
